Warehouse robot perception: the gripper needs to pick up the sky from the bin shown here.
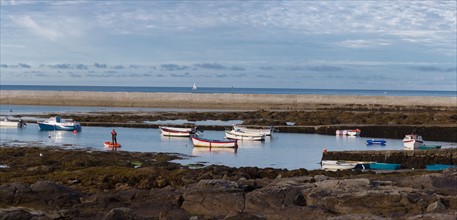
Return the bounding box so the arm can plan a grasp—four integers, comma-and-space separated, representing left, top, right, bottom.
1, 0, 456, 91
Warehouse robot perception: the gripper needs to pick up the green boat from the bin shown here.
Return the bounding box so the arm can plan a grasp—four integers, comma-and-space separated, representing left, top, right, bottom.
370, 163, 401, 170
419, 145, 441, 150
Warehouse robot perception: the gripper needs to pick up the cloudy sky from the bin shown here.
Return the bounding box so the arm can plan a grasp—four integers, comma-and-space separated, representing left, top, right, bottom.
1, 0, 456, 91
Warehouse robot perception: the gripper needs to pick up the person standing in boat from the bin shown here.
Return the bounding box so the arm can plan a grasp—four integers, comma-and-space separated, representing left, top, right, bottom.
111, 129, 117, 144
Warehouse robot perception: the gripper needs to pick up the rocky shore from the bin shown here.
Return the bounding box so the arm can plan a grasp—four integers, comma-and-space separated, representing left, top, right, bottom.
1, 91, 457, 219
1, 146, 457, 220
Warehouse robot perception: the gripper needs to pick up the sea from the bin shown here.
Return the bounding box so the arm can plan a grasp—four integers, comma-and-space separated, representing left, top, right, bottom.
1, 85, 456, 170
1, 85, 456, 97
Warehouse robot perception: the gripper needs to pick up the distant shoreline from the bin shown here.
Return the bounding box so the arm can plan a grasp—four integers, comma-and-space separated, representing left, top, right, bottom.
1, 90, 456, 110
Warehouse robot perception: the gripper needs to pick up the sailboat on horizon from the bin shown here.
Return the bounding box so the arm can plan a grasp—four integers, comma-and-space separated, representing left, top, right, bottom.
192, 82, 197, 91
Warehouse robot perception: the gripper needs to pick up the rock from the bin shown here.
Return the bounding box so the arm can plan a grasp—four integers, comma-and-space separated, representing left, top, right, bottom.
0, 208, 35, 220
181, 179, 245, 218
426, 201, 446, 213
102, 207, 142, 220
407, 213, 457, 220
30, 180, 82, 209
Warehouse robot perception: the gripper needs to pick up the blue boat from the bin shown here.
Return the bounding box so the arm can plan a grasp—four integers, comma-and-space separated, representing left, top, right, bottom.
370, 163, 401, 170
418, 145, 441, 150
38, 116, 82, 131
426, 164, 457, 171
366, 139, 386, 145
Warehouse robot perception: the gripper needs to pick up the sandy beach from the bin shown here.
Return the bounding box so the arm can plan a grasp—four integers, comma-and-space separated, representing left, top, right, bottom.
1, 90, 456, 110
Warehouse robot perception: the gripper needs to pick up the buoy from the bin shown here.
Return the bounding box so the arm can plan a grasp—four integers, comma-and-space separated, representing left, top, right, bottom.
73, 130, 77, 134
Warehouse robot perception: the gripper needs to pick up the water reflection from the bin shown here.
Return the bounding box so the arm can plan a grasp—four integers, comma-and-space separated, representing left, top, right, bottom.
192, 147, 237, 156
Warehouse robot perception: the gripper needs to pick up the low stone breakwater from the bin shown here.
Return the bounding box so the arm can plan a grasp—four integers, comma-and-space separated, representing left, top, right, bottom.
322, 148, 457, 169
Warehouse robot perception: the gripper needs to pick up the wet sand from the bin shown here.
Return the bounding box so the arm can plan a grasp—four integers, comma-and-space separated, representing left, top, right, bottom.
1, 90, 456, 110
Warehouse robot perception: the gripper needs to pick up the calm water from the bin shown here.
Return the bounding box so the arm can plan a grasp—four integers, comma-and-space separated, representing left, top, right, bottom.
1, 85, 456, 97
1, 124, 455, 170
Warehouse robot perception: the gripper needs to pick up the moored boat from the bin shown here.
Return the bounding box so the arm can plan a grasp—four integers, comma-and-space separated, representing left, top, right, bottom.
425, 164, 457, 171
321, 160, 357, 171
103, 141, 121, 149
418, 145, 441, 150
38, 116, 81, 131
192, 136, 237, 148
366, 139, 386, 145
160, 126, 196, 137
370, 162, 401, 170
225, 129, 265, 141
347, 129, 361, 136
403, 134, 424, 150
233, 125, 273, 136
0, 118, 26, 128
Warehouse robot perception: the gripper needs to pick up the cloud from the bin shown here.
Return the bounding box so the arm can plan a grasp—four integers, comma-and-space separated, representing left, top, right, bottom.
69, 73, 83, 78
161, 64, 188, 71
308, 65, 343, 72
18, 63, 31, 68
94, 63, 107, 68
230, 66, 246, 71
171, 72, 192, 77
50, 64, 72, 69
259, 66, 275, 71
194, 63, 225, 70
337, 39, 391, 48
112, 65, 125, 69
410, 66, 456, 72
256, 74, 276, 78
12, 16, 63, 41
75, 64, 88, 70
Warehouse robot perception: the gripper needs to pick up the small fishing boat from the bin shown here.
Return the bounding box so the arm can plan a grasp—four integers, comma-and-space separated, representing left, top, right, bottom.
403, 134, 424, 150
192, 136, 237, 148
336, 129, 360, 136
347, 129, 361, 136
0, 118, 26, 128
103, 141, 121, 149
160, 126, 196, 137
366, 139, 386, 145
370, 163, 401, 170
321, 160, 357, 171
233, 125, 273, 136
225, 129, 265, 141
425, 164, 457, 171
418, 145, 441, 150
38, 116, 81, 131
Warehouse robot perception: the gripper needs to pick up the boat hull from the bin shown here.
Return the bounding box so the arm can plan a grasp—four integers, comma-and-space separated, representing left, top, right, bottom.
366, 139, 386, 145
192, 136, 237, 148
104, 142, 121, 149
321, 160, 356, 171
225, 130, 265, 141
38, 123, 81, 131
233, 125, 272, 136
160, 126, 194, 137
0, 121, 20, 127
370, 163, 401, 170
426, 164, 456, 171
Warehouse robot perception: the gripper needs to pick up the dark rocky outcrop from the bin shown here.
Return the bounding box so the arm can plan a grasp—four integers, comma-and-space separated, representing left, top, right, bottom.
1, 147, 457, 219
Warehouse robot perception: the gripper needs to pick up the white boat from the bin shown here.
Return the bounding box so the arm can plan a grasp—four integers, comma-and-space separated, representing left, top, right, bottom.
347, 129, 361, 136
225, 129, 265, 141
192, 82, 197, 91
38, 116, 81, 131
336, 129, 361, 136
192, 136, 237, 148
233, 125, 273, 136
160, 126, 196, 137
403, 134, 424, 150
321, 160, 357, 171
0, 118, 26, 128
